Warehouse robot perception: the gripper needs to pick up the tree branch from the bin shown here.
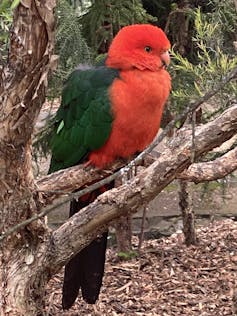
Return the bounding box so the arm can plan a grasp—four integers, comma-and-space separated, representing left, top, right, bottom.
36, 161, 124, 203
46, 104, 237, 273
178, 146, 237, 183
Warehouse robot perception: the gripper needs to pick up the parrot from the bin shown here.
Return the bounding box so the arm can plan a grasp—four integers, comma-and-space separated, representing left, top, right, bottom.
49, 24, 171, 310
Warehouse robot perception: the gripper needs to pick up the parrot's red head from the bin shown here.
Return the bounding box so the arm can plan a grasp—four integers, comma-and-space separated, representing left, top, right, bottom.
106, 24, 170, 71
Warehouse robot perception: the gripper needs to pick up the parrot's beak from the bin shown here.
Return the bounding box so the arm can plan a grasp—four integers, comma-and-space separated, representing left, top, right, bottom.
161, 50, 170, 68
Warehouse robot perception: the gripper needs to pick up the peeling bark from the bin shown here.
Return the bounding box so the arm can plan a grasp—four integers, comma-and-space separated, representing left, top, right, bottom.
0, 1, 56, 315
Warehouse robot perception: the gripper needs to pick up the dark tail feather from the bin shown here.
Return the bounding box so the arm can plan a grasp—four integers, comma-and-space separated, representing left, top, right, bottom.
62, 184, 113, 310
62, 249, 83, 309
62, 232, 108, 308
80, 231, 108, 304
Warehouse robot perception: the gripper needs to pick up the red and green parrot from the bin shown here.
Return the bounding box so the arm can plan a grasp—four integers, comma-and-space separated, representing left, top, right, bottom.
49, 24, 171, 309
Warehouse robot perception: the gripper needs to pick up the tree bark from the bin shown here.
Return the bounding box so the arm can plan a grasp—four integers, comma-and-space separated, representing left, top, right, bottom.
0, 1, 56, 315
179, 180, 197, 246
114, 215, 132, 253
177, 145, 237, 183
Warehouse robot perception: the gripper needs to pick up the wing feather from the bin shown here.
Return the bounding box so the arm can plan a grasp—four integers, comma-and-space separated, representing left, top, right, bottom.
49, 66, 119, 173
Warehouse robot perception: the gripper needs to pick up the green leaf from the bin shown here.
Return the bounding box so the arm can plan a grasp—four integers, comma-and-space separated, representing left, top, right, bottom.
10, 0, 21, 9
56, 120, 64, 134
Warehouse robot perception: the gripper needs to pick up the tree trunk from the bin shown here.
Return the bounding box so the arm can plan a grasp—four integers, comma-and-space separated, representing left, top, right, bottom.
0, 1, 56, 314
179, 180, 197, 246
114, 168, 136, 254
114, 215, 132, 253
0, 141, 46, 315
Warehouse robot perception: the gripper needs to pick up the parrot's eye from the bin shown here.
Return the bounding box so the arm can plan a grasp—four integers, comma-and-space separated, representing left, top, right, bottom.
144, 46, 152, 53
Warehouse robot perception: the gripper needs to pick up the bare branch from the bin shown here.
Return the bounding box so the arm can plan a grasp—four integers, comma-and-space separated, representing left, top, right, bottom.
178, 146, 237, 183
2, 103, 237, 243
37, 161, 124, 202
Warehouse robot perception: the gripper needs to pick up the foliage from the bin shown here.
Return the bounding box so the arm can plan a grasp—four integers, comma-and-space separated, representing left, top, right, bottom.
48, 0, 158, 95
170, 7, 237, 120
49, 0, 91, 97
66, 0, 91, 13
141, 0, 174, 28
0, 0, 22, 65
0, 0, 13, 64
33, 114, 57, 162
208, 0, 237, 53
80, 0, 157, 53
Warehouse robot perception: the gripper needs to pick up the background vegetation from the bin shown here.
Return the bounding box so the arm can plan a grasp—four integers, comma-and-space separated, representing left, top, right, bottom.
53, 0, 237, 118
1, 0, 236, 110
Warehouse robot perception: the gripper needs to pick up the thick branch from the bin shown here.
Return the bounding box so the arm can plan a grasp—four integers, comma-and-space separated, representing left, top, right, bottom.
178, 146, 237, 183
37, 161, 124, 203
3, 101, 237, 241
46, 104, 237, 273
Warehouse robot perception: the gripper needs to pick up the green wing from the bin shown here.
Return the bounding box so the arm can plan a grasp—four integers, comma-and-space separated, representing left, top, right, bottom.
49, 65, 119, 173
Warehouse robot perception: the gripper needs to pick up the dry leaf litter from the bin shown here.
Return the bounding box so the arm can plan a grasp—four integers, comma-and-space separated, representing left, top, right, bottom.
46, 219, 237, 315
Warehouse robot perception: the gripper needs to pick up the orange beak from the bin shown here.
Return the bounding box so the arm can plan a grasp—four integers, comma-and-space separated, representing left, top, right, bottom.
161, 51, 170, 68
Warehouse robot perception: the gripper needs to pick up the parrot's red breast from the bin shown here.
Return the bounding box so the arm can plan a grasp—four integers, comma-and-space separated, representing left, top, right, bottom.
89, 24, 171, 168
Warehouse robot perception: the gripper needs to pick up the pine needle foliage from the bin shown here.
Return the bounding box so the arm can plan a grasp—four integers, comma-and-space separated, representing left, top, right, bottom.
80, 0, 157, 53
49, 0, 91, 97
208, 0, 237, 53
35, 0, 92, 157
170, 6, 237, 120
33, 115, 56, 162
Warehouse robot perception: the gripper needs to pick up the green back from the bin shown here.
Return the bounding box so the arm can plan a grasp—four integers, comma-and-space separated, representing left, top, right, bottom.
49, 65, 119, 173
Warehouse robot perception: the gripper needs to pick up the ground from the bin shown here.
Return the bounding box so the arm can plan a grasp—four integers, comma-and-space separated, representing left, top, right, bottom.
46, 219, 237, 316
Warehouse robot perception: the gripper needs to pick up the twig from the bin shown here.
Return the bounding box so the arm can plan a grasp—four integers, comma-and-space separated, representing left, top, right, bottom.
0, 200, 65, 241
114, 280, 132, 293
46, 292, 55, 316
191, 111, 196, 163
